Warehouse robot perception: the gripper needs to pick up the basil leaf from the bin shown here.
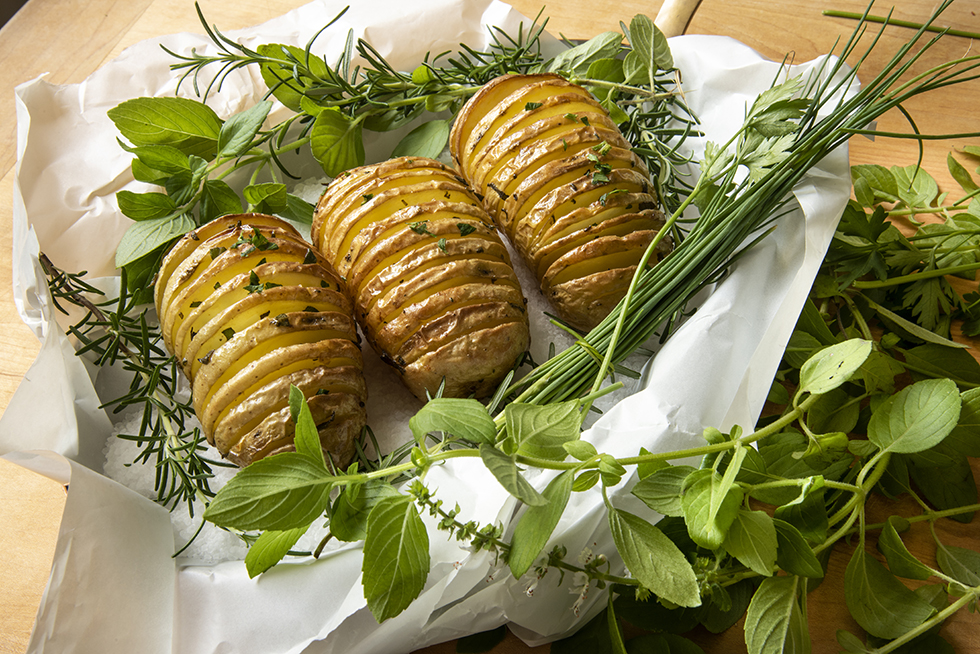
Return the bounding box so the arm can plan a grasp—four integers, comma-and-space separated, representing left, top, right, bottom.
772, 519, 824, 578
902, 344, 980, 384
631, 465, 696, 517
744, 575, 808, 654
362, 495, 430, 622
244, 182, 288, 213
948, 151, 979, 193
108, 96, 221, 156
798, 338, 873, 396
479, 444, 547, 506
116, 190, 176, 221
564, 439, 598, 462
280, 193, 315, 225
115, 212, 195, 268
723, 510, 777, 576
330, 479, 400, 542
409, 397, 496, 445
867, 378, 961, 454
127, 143, 191, 174
203, 452, 332, 531
699, 579, 754, 634
218, 100, 272, 158
607, 507, 701, 607
773, 480, 828, 544
508, 470, 574, 578
844, 548, 936, 639
935, 542, 980, 587
131, 159, 170, 184
311, 108, 364, 177
244, 526, 307, 578
200, 179, 243, 223
878, 516, 934, 580
288, 385, 327, 469
391, 119, 451, 160
680, 469, 743, 550
506, 401, 582, 461
908, 454, 977, 523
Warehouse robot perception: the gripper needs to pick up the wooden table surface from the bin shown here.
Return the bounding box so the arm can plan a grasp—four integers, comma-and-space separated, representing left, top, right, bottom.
1, 1, 979, 653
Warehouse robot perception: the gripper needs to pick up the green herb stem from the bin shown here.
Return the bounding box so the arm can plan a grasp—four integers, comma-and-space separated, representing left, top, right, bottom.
822, 10, 980, 41
852, 261, 980, 289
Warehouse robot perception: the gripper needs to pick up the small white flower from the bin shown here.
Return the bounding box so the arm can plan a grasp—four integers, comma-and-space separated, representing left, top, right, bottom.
524, 578, 538, 597
570, 571, 590, 592
577, 547, 594, 565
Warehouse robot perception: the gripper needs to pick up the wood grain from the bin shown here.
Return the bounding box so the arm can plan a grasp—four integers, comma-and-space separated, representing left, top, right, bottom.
0, 0, 978, 652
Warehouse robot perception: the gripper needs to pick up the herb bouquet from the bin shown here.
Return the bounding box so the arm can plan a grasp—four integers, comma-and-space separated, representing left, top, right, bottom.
1, 0, 976, 653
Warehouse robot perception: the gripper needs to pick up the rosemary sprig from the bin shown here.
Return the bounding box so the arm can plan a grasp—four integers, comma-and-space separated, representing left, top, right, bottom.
41, 254, 226, 512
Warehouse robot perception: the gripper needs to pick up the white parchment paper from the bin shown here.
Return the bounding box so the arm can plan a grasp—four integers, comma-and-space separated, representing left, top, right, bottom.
0, 1, 852, 652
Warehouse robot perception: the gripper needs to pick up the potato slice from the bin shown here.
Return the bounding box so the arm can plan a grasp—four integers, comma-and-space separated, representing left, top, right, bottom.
155, 213, 366, 468
450, 75, 675, 331
313, 156, 530, 400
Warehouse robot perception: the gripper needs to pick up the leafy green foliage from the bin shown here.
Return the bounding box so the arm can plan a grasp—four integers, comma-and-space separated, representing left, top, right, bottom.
362, 495, 430, 622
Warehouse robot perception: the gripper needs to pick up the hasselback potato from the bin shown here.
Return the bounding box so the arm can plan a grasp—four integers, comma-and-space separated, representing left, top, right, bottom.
449, 73, 673, 332
311, 156, 530, 400
155, 213, 366, 467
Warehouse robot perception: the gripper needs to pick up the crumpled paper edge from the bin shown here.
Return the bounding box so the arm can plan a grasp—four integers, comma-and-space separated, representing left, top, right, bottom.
0, 2, 852, 653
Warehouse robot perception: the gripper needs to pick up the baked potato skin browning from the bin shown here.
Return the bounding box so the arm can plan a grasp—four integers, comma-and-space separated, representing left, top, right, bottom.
312, 157, 530, 401
450, 73, 673, 332
155, 213, 367, 468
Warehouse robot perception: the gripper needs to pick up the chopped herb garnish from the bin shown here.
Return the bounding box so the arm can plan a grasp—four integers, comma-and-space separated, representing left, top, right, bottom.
362, 193, 373, 204
209, 246, 226, 260
457, 223, 476, 236
409, 221, 432, 236
233, 230, 278, 257
303, 249, 317, 265
592, 141, 611, 156
599, 188, 628, 206
190, 301, 202, 308
525, 101, 543, 110
437, 237, 448, 253
213, 281, 221, 289
581, 116, 590, 126
564, 113, 579, 122
304, 306, 319, 313
270, 313, 290, 327
221, 327, 235, 340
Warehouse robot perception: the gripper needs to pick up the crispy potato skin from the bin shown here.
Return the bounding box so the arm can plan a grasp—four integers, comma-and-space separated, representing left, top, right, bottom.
155, 213, 366, 468
450, 73, 673, 332
312, 157, 530, 401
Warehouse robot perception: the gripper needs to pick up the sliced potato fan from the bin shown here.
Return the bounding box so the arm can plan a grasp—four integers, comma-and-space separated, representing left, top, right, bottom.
155, 213, 366, 467
450, 73, 673, 332
312, 157, 530, 401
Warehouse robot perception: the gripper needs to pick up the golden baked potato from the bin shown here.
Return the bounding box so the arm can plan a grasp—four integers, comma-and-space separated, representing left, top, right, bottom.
311, 157, 530, 400
155, 213, 366, 467
450, 73, 672, 332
